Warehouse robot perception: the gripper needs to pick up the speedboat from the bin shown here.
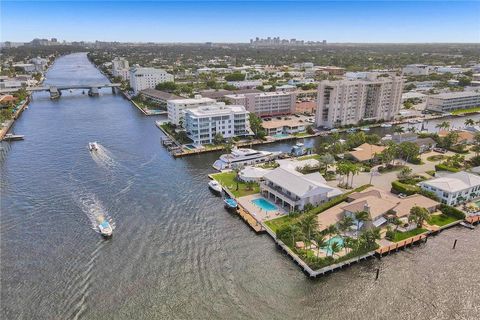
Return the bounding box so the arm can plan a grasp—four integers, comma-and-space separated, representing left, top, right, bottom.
213, 147, 280, 171
224, 198, 238, 211
208, 180, 222, 194
360, 127, 370, 132
97, 217, 113, 238
88, 142, 99, 151
380, 123, 393, 128
346, 128, 357, 133
381, 134, 393, 141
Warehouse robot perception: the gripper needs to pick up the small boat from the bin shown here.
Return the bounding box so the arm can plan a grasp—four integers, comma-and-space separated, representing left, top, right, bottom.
97, 217, 113, 238
224, 198, 238, 211
381, 134, 392, 141
3, 133, 24, 141
346, 128, 357, 133
360, 127, 370, 132
208, 180, 222, 194
88, 141, 99, 151
380, 123, 392, 128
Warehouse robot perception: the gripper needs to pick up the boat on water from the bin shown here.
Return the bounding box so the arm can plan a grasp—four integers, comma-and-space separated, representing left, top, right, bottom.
346, 128, 357, 133
380, 123, 392, 128
97, 217, 113, 238
381, 134, 393, 141
208, 180, 222, 194
88, 141, 99, 151
3, 133, 24, 141
360, 127, 370, 132
213, 147, 280, 171
224, 198, 238, 211
291, 142, 308, 156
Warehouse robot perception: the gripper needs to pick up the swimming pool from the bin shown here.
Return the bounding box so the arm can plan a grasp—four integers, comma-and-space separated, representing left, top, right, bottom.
252, 198, 278, 211
322, 236, 345, 256
272, 133, 290, 139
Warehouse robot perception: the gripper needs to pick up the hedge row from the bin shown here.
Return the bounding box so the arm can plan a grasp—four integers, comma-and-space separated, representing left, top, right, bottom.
439, 204, 466, 220
307, 184, 372, 216
435, 164, 461, 173
391, 180, 420, 195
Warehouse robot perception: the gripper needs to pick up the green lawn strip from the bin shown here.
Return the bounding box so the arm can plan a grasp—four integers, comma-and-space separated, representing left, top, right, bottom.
427, 214, 460, 227
211, 171, 259, 197
392, 228, 428, 242
297, 154, 321, 161
451, 106, 480, 115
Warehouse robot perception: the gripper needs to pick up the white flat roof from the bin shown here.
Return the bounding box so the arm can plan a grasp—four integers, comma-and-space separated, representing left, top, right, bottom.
421, 171, 480, 193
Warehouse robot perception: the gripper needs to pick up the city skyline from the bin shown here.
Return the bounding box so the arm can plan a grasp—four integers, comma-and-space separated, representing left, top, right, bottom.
2, 1, 479, 43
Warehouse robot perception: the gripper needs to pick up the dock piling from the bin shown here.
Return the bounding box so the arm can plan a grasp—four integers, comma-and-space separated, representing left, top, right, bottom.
375, 268, 380, 280
452, 239, 457, 249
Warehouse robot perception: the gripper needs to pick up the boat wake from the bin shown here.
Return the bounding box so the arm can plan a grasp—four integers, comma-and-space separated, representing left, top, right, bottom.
89, 143, 118, 169
74, 191, 116, 234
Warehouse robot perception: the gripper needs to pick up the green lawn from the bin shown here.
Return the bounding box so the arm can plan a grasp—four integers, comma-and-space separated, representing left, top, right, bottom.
297, 154, 321, 161
391, 228, 428, 242
212, 171, 259, 197
264, 215, 298, 233
428, 214, 460, 227
426, 155, 446, 162
451, 106, 480, 115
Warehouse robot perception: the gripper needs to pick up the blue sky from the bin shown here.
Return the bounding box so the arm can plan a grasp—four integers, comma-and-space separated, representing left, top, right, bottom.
1, 1, 479, 43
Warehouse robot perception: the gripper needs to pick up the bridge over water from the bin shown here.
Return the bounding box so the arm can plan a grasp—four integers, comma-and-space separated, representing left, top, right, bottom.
0, 83, 122, 99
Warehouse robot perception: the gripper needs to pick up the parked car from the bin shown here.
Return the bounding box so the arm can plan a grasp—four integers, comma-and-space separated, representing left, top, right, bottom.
433, 147, 447, 154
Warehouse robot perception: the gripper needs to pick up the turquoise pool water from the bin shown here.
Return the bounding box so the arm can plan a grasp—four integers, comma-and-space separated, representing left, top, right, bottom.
272, 133, 290, 139
252, 198, 277, 211
322, 236, 345, 256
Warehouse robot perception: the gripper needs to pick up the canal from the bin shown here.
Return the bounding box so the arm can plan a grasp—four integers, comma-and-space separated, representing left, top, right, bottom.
1, 53, 479, 320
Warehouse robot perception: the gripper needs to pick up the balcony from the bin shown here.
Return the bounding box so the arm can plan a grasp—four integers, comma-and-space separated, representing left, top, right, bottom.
261, 182, 300, 202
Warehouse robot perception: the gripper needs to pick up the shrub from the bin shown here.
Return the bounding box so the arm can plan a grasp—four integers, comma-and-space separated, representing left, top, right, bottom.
385, 230, 395, 241
408, 157, 422, 165
439, 204, 465, 220
435, 163, 460, 172
419, 189, 439, 201
391, 180, 420, 195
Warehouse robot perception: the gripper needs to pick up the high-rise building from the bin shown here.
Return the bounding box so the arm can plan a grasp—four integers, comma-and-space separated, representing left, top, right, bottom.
112, 57, 130, 81
224, 91, 296, 117
129, 66, 173, 94
315, 77, 404, 128
184, 104, 250, 146
167, 96, 216, 126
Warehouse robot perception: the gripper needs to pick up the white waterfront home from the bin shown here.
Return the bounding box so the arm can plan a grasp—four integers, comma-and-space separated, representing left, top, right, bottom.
419, 171, 480, 206
260, 167, 342, 212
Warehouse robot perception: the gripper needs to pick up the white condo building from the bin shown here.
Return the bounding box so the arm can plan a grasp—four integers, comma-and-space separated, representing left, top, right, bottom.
420, 172, 480, 206
224, 91, 296, 117
315, 77, 404, 128
426, 91, 480, 113
112, 57, 130, 81
167, 96, 216, 126
129, 66, 174, 94
184, 104, 251, 146
402, 64, 432, 76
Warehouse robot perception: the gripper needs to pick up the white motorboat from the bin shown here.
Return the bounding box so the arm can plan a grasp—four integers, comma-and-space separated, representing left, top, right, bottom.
208, 180, 223, 194
97, 216, 113, 238
381, 134, 393, 141
380, 123, 393, 128
88, 141, 99, 151
213, 147, 280, 171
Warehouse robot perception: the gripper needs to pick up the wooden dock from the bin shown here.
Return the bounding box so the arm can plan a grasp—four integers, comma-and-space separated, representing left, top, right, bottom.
376, 233, 428, 256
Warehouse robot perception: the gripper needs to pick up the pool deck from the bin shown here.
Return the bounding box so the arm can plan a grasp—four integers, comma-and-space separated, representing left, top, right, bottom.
237, 194, 287, 222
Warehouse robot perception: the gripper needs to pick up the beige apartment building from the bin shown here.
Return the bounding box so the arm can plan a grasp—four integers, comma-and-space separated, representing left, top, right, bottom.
315, 77, 403, 128
224, 91, 296, 117
426, 91, 480, 112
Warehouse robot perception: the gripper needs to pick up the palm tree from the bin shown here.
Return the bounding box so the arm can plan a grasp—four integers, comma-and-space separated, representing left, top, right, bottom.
436, 121, 450, 132
343, 237, 355, 254
299, 214, 318, 249
354, 211, 370, 234
313, 233, 327, 257
338, 216, 354, 236
329, 242, 341, 258
464, 118, 475, 127
407, 127, 416, 133
289, 225, 302, 249
349, 163, 360, 188
393, 126, 405, 138
325, 225, 338, 243
319, 153, 335, 174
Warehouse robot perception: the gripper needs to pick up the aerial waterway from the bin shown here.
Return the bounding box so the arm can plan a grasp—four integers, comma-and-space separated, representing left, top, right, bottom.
1, 53, 479, 319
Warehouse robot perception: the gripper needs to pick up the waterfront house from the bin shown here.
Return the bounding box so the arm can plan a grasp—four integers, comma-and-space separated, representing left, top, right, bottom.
420, 171, 480, 206
317, 187, 439, 232
260, 167, 342, 212
346, 143, 386, 163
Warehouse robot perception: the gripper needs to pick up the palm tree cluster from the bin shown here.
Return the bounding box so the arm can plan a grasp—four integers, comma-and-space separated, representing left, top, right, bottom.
277, 211, 380, 269
336, 161, 361, 189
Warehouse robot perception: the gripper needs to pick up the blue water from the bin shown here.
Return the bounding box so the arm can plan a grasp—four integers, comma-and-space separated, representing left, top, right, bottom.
252, 198, 277, 211
272, 133, 290, 139
323, 236, 345, 256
